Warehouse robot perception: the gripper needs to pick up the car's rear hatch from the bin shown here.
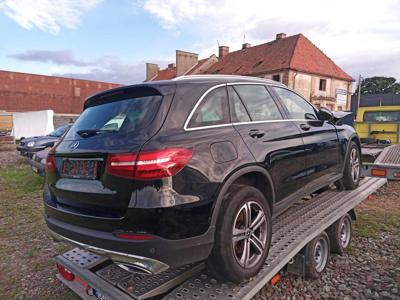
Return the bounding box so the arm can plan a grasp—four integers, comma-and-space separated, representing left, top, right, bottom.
45, 85, 174, 231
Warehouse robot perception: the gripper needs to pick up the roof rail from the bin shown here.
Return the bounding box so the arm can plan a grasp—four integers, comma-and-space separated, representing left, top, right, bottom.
173, 74, 284, 85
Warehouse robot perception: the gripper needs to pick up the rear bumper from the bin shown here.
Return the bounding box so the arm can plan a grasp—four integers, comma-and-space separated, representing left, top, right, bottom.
49, 229, 169, 274
46, 215, 214, 274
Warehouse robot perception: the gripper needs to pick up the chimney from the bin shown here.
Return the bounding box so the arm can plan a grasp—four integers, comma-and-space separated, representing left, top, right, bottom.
218, 46, 229, 58
242, 43, 251, 49
276, 33, 287, 40
176, 50, 198, 76
146, 63, 159, 81
168, 63, 175, 69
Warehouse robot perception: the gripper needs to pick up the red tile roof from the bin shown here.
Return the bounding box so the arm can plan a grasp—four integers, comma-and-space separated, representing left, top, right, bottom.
152, 67, 176, 81
186, 58, 208, 75
203, 34, 352, 81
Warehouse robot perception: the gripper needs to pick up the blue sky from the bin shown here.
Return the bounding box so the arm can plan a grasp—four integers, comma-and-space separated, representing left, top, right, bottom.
1, 0, 399, 84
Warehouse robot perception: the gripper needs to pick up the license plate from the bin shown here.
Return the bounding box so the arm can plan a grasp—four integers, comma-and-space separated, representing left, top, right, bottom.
31, 166, 38, 173
94, 289, 111, 300
61, 159, 99, 179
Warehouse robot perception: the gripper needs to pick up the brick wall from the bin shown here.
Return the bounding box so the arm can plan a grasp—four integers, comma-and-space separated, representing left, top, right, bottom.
0, 70, 121, 114
54, 114, 80, 128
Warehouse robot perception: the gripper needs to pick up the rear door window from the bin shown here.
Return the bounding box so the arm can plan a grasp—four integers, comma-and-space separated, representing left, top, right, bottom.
233, 85, 282, 121
187, 86, 230, 128
64, 94, 162, 140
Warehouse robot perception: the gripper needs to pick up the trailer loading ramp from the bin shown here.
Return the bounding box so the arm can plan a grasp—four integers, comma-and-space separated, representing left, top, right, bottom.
55, 177, 387, 300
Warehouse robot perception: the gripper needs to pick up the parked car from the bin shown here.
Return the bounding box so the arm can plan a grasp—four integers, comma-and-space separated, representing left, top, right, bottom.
17, 124, 71, 157
44, 75, 361, 282
29, 148, 50, 176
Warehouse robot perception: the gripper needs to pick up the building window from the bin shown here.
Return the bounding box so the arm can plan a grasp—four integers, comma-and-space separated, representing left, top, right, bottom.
337, 106, 343, 111
272, 74, 280, 82
319, 79, 327, 91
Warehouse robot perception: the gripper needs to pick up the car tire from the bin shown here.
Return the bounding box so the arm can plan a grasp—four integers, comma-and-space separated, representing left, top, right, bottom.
208, 185, 272, 283
339, 141, 361, 190
326, 213, 352, 255
304, 231, 330, 279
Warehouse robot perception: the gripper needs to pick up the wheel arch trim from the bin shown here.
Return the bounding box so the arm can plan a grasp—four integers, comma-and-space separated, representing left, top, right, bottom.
210, 165, 276, 227
342, 133, 361, 171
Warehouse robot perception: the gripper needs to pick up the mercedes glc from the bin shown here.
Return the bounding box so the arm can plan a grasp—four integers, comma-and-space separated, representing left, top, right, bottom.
44, 75, 361, 282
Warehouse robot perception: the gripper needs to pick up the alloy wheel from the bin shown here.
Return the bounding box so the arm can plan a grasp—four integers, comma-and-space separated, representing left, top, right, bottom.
232, 201, 268, 269
350, 148, 360, 182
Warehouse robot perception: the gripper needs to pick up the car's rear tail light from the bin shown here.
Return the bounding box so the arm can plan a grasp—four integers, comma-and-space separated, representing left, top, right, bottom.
56, 264, 75, 281
106, 153, 138, 178
371, 168, 387, 177
45, 154, 56, 173
114, 232, 155, 240
393, 171, 400, 178
106, 148, 192, 180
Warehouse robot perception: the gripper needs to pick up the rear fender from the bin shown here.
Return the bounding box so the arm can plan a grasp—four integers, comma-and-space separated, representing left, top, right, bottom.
210, 165, 275, 228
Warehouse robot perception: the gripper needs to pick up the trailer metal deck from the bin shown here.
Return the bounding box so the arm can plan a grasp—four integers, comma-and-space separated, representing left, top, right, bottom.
55, 177, 387, 300
362, 144, 400, 180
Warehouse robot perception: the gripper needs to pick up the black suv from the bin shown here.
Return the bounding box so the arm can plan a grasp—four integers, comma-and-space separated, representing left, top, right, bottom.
44, 75, 361, 282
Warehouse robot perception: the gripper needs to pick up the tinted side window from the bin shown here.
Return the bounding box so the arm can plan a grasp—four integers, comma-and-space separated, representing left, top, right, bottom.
188, 87, 230, 128
228, 86, 251, 122
273, 87, 317, 120
233, 85, 282, 121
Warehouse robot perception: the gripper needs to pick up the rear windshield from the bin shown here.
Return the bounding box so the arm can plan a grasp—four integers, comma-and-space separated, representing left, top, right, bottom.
64, 95, 162, 140
363, 111, 400, 122
49, 125, 70, 137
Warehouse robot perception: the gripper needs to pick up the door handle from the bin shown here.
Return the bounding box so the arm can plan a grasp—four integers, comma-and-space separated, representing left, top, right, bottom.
300, 124, 311, 131
249, 129, 265, 138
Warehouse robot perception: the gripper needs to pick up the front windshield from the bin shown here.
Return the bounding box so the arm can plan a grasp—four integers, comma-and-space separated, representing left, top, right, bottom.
49, 125, 69, 137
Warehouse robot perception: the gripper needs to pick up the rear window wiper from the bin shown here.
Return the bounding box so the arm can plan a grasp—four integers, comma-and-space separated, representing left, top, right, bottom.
76, 129, 117, 138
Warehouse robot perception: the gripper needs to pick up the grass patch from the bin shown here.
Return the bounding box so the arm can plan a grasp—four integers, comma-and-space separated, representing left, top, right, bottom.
353, 211, 400, 239
0, 163, 78, 299
0, 165, 43, 197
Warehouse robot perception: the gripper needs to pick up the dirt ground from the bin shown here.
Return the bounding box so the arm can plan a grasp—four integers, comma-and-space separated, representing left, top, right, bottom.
0, 150, 399, 300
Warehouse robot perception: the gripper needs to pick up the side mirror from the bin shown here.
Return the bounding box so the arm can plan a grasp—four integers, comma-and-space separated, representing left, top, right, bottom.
318, 107, 334, 121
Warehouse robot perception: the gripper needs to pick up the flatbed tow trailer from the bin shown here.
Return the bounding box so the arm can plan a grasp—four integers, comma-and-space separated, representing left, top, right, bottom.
54, 176, 387, 300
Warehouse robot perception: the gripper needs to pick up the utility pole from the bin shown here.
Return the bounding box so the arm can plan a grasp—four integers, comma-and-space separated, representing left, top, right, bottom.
357, 75, 363, 112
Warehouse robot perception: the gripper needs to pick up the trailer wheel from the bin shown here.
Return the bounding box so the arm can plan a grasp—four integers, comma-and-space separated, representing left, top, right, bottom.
304, 232, 330, 279
326, 214, 352, 255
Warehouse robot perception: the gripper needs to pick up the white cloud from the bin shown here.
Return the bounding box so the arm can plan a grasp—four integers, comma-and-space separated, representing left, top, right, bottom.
0, 0, 102, 34
141, 0, 400, 79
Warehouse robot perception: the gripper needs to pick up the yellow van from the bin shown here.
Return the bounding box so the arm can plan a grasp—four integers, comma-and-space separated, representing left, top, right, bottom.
355, 106, 400, 144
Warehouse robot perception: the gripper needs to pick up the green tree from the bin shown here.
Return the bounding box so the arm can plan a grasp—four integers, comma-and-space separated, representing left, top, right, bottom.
355, 76, 400, 95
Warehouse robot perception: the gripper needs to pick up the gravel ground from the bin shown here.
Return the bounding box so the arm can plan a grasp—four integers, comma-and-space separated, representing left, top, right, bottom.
254, 182, 400, 300
0, 150, 399, 300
